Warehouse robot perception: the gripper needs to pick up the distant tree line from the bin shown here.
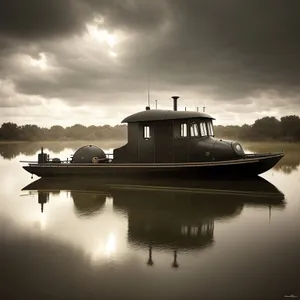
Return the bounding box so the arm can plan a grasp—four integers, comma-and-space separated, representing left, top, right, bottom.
214, 115, 300, 141
0, 123, 127, 141
0, 115, 299, 142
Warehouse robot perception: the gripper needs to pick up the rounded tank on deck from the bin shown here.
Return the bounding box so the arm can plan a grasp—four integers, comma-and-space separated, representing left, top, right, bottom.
72, 145, 106, 163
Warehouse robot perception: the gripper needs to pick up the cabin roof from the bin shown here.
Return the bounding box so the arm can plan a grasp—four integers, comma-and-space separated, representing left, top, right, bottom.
122, 109, 214, 123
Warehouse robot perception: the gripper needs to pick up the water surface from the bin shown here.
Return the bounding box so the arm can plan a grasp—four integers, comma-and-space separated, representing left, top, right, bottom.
0, 141, 299, 300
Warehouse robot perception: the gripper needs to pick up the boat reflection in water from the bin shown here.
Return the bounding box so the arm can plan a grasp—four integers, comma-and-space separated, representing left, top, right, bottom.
22, 176, 285, 266
34, 189, 107, 217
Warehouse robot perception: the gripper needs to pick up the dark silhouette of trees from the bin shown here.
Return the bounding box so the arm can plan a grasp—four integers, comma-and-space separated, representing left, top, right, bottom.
65, 124, 88, 140
0, 122, 127, 141
48, 125, 65, 140
0, 115, 299, 142
0, 122, 20, 140
252, 117, 281, 140
280, 115, 300, 141
18, 125, 45, 141
214, 115, 300, 141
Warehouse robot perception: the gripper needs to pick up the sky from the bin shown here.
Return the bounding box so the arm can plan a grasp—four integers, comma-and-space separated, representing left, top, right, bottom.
0, 0, 299, 127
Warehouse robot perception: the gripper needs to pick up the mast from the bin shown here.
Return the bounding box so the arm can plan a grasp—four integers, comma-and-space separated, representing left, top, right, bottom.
147, 71, 150, 107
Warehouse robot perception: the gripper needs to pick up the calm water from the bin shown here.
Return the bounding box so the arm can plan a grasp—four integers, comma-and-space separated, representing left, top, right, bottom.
0, 141, 299, 300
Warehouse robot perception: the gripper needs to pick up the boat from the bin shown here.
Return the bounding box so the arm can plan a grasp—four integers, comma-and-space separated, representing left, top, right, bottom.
21, 96, 284, 178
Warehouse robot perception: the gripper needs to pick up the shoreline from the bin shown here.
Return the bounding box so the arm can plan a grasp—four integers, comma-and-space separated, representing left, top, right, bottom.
0, 139, 126, 144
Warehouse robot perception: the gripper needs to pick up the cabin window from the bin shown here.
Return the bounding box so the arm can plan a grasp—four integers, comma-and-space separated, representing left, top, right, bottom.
181, 225, 188, 235
199, 122, 208, 136
191, 226, 199, 236
143, 126, 151, 139
207, 121, 214, 136
190, 123, 199, 137
180, 123, 187, 137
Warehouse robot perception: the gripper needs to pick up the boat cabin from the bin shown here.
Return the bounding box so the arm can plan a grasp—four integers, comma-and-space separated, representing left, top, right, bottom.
113, 96, 226, 163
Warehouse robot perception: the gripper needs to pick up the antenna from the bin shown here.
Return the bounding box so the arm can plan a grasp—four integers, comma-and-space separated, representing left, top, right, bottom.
147, 244, 154, 266
147, 71, 150, 107
172, 250, 179, 268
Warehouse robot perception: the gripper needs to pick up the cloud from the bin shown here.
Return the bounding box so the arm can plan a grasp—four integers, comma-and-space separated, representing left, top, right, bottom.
143, 0, 300, 99
0, 0, 87, 41
0, 78, 42, 108
0, 0, 299, 126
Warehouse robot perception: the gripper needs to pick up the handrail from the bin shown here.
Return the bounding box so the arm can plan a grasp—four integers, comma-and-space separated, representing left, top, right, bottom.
20, 152, 114, 164
20, 160, 70, 163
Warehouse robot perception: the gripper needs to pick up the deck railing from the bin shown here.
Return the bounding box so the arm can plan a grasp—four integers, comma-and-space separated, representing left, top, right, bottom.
20, 152, 115, 164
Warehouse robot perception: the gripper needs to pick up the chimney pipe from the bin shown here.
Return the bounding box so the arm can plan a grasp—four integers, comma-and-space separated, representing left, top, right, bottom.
172, 96, 179, 111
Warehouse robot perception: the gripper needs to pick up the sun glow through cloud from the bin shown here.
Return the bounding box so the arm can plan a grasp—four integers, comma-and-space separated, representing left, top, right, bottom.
86, 25, 117, 48
85, 16, 125, 58
29, 52, 48, 70
109, 50, 118, 58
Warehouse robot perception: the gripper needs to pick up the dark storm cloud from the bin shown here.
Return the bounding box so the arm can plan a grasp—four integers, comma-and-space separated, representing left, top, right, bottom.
0, 0, 299, 113
0, 0, 168, 42
141, 0, 300, 100
0, 0, 87, 40
84, 0, 170, 32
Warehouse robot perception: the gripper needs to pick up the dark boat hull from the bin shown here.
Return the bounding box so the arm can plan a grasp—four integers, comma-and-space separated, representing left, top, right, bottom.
22, 152, 284, 178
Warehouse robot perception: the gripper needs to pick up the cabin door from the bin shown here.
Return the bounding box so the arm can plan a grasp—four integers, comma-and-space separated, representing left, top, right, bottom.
154, 122, 173, 163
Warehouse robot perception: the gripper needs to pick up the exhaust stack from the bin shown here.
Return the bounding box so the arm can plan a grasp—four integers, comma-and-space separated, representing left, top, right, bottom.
172, 96, 179, 111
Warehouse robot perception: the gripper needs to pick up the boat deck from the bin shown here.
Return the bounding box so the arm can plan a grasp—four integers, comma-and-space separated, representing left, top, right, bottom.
21, 152, 284, 168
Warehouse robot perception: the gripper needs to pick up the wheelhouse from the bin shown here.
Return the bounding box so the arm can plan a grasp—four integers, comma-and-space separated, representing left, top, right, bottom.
113, 96, 217, 163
